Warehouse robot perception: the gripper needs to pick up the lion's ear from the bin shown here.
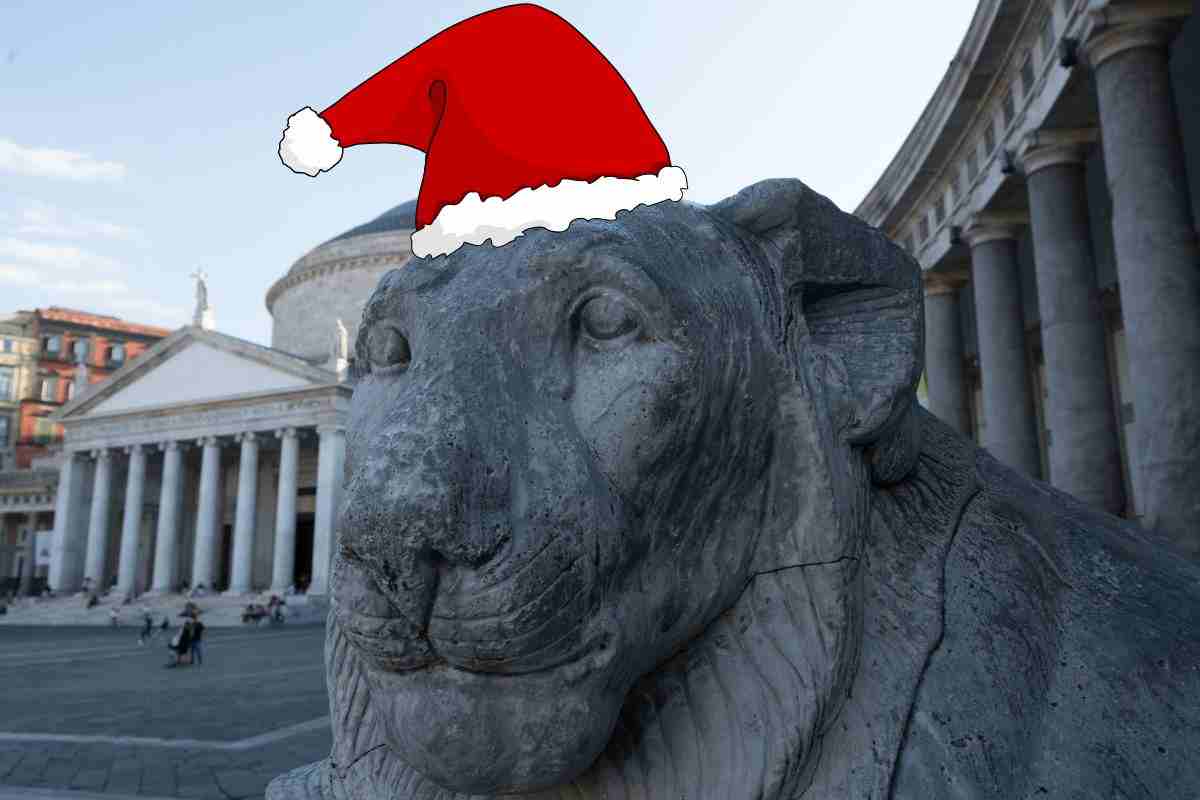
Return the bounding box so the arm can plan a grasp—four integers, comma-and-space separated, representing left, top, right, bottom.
711, 178, 923, 484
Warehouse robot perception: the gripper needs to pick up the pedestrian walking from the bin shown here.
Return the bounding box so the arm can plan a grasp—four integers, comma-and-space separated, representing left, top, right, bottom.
166, 619, 193, 668
138, 608, 153, 645
190, 616, 205, 666
109, 606, 119, 627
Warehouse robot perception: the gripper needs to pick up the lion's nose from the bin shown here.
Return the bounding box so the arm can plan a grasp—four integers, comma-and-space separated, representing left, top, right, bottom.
338, 421, 512, 611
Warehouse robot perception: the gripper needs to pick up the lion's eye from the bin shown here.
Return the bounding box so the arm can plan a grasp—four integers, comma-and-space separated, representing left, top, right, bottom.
579, 294, 640, 342
366, 324, 411, 370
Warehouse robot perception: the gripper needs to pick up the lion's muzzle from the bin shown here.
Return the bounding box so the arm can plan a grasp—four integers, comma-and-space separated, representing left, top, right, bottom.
335, 376, 617, 677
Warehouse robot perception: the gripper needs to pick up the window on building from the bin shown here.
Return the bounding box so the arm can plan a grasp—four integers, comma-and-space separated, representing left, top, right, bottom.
966, 147, 979, 182
0, 415, 9, 447
919, 215, 931, 243
1, 338, 11, 353
1041, 17, 1056, 61
1021, 55, 1036, 96
1002, 88, 1016, 129
64, 381, 75, 402
39, 375, 58, 402
108, 343, 125, 364
971, 381, 985, 445
983, 121, 997, 157
42, 335, 61, 356
0, 366, 13, 400
1032, 355, 1051, 482
934, 194, 946, 225
72, 338, 90, 363
33, 417, 57, 444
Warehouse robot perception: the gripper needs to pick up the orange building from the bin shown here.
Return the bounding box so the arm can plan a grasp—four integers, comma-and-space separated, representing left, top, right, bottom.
11, 308, 170, 468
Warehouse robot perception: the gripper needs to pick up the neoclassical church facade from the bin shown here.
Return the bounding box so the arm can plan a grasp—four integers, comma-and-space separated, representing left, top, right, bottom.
38, 0, 1200, 601
45, 202, 419, 599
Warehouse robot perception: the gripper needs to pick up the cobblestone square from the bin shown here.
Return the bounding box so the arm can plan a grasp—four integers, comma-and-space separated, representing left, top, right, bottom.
0, 624, 329, 800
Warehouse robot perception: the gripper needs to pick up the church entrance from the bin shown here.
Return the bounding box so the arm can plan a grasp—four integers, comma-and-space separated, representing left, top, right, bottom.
218, 523, 233, 592
295, 513, 315, 592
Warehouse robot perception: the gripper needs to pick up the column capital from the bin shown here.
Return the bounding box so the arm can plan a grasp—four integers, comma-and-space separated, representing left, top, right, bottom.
1086, 0, 1189, 29
234, 431, 258, 444
123, 443, 144, 456
316, 424, 346, 437
922, 270, 969, 297
1083, 21, 1177, 68
962, 213, 1028, 248
196, 435, 221, 448
1017, 128, 1099, 176
275, 427, 298, 440
90, 448, 112, 461
158, 440, 185, 453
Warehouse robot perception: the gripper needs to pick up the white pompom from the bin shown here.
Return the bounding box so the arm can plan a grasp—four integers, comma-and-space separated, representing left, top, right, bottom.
279, 107, 343, 177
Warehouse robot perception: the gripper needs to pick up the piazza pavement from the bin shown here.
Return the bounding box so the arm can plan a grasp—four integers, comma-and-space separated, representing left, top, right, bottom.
0, 623, 328, 800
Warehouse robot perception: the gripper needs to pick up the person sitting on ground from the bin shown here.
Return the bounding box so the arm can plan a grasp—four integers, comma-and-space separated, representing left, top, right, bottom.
86, 593, 98, 609
109, 606, 119, 626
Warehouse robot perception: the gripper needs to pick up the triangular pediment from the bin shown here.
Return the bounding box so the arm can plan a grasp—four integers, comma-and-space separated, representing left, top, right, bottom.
56, 326, 336, 418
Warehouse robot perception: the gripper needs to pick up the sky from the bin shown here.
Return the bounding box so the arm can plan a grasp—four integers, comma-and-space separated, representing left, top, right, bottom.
1, 1, 978, 345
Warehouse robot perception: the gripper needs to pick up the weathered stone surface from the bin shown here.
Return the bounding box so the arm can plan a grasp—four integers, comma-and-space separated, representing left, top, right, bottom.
269, 179, 1200, 799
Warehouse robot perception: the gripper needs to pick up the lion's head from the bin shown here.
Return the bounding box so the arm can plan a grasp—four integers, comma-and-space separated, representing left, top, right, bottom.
320, 179, 923, 799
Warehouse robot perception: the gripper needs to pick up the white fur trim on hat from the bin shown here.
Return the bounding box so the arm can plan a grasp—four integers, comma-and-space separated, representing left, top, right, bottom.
279, 107, 343, 177
411, 166, 688, 259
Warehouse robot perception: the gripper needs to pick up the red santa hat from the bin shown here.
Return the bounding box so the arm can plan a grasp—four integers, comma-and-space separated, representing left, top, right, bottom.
278, 3, 686, 259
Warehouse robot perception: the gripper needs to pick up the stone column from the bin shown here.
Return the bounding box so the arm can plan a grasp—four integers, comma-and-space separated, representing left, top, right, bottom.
115, 444, 147, 597
311, 425, 346, 597
151, 441, 184, 593
49, 451, 87, 592
19, 512, 36, 596
83, 448, 114, 591
272, 427, 300, 593
191, 436, 222, 592
964, 217, 1042, 478
922, 271, 971, 436
1085, 23, 1200, 547
227, 432, 260, 595
1020, 133, 1125, 513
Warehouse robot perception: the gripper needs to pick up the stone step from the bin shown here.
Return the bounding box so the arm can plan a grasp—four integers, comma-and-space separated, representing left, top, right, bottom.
0, 592, 325, 627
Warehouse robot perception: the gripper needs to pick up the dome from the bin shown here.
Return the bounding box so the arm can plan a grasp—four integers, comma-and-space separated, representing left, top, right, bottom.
267, 199, 417, 364
323, 199, 418, 246
285, 199, 418, 279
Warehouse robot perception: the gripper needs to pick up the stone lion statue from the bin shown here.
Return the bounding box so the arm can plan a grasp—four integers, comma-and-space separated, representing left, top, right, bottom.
270, 179, 1200, 799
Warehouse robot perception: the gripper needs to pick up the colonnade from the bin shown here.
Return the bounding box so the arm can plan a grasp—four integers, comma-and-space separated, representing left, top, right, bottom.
48, 424, 346, 598
924, 22, 1200, 544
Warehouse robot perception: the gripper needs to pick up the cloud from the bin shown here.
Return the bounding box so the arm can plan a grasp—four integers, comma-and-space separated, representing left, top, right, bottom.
0, 262, 184, 324
0, 138, 127, 181
11, 203, 143, 243
0, 237, 122, 272
0, 235, 183, 327
0, 263, 124, 292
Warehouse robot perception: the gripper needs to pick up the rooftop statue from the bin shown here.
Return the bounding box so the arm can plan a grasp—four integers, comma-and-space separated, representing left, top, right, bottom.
268, 179, 1200, 799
